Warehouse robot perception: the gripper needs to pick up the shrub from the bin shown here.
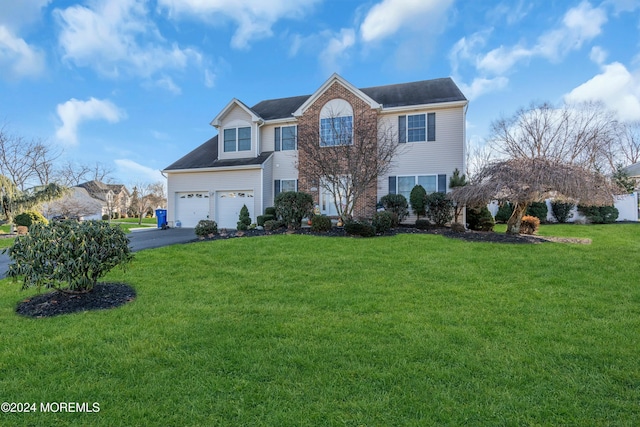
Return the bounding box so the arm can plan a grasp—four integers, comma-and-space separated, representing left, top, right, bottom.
112, 212, 120, 220
551, 200, 575, 223
14, 211, 48, 228
450, 222, 466, 233
264, 207, 277, 217
6, 221, 133, 292
237, 204, 251, 231
409, 185, 427, 220
194, 220, 218, 237
424, 192, 454, 226
415, 219, 431, 230
274, 191, 314, 229
495, 202, 513, 223
310, 215, 332, 232
520, 215, 540, 235
371, 211, 394, 234
344, 220, 375, 237
379, 194, 409, 224
578, 205, 619, 224
102, 214, 110, 220
264, 219, 284, 231
466, 205, 495, 231
257, 214, 275, 227
526, 202, 548, 222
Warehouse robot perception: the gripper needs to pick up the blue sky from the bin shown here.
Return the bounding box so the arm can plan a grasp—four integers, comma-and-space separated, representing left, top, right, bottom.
1, 0, 639, 186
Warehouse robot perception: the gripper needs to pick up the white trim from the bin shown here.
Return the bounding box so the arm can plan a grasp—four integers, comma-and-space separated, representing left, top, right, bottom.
292, 73, 382, 117
380, 100, 468, 114
210, 98, 262, 128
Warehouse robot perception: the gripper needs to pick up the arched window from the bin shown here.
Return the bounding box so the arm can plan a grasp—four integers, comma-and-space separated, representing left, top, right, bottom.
319, 99, 353, 147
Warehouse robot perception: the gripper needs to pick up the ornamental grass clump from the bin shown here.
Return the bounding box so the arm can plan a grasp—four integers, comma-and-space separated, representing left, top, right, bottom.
5, 220, 133, 293
520, 215, 540, 235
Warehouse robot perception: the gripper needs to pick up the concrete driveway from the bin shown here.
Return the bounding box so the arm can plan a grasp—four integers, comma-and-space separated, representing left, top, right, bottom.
0, 227, 197, 278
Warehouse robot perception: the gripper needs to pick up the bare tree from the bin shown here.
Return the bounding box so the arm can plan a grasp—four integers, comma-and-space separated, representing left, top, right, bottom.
617, 122, 640, 166
296, 109, 400, 220
130, 182, 166, 224
0, 123, 61, 190
450, 158, 622, 234
44, 188, 103, 219
54, 161, 114, 187
489, 101, 620, 173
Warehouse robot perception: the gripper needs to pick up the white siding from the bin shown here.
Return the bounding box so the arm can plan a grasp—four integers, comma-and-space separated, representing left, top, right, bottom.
218, 105, 256, 161
166, 168, 263, 227
260, 122, 298, 153
262, 155, 274, 212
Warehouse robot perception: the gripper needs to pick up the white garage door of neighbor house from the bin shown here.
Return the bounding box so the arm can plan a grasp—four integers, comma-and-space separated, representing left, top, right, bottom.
217, 191, 254, 229
176, 192, 210, 228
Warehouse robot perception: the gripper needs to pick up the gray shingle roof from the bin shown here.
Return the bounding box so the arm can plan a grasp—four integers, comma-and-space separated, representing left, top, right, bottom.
360, 77, 466, 108
164, 136, 273, 171
624, 162, 640, 177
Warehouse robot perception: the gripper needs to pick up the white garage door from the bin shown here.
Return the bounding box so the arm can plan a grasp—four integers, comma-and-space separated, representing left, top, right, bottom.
175, 192, 210, 228
217, 191, 254, 229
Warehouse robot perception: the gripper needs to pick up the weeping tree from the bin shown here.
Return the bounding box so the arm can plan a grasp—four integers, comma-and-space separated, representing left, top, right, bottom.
449, 158, 622, 234
1, 174, 67, 223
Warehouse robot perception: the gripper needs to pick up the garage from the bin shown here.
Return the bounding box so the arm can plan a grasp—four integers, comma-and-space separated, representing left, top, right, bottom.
175, 192, 210, 228
216, 191, 254, 229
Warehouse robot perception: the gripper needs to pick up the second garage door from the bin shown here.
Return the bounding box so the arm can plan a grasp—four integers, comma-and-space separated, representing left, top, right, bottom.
216, 191, 254, 229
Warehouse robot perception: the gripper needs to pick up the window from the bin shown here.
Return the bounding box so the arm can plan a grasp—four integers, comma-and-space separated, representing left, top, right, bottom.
274, 179, 297, 197
274, 126, 297, 151
320, 116, 353, 147
388, 174, 447, 200
223, 126, 251, 152
398, 113, 435, 143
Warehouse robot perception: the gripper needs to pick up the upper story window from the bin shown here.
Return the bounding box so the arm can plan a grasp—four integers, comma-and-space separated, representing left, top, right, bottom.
275, 125, 297, 151
224, 127, 251, 152
398, 113, 435, 143
319, 98, 353, 147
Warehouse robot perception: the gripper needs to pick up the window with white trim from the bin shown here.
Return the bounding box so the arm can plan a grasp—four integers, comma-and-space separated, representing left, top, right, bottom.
398, 113, 435, 143
388, 174, 447, 200
223, 126, 251, 152
274, 125, 297, 151
320, 116, 353, 147
274, 179, 297, 197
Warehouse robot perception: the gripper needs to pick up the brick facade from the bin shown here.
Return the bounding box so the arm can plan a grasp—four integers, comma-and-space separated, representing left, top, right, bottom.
297, 81, 379, 219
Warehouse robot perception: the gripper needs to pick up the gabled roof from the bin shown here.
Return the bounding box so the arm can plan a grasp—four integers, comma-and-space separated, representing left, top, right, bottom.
210, 98, 263, 128
624, 162, 640, 177
163, 136, 273, 171
77, 180, 112, 201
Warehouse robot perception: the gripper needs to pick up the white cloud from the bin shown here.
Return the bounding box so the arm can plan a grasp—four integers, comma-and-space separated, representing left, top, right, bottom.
157, 0, 320, 49
589, 46, 608, 65
0, 25, 45, 80
458, 76, 509, 101
0, 0, 51, 31
55, 0, 201, 78
56, 98, 126, 146
360, 0, 454, 43
319, 29, 356, 74
565, 62, 640, 122
115, 159, 165, 184
143, 75, 182, 94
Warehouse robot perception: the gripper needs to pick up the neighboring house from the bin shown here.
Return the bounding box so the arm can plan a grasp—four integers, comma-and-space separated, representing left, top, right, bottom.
77, 180, 131, 218
42, 187, 103, 220
623, 162, 640, 190
163, 73, 468, 228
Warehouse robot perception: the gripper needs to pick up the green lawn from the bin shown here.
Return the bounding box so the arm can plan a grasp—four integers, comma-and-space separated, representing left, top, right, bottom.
1, 224, 639, 426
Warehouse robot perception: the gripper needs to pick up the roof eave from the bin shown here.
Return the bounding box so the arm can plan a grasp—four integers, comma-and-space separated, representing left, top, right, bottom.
210, 98, 263, 128
379, 99, 468, 114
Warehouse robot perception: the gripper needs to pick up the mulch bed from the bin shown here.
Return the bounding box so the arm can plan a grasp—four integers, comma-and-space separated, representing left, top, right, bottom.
16, 283, 136, 319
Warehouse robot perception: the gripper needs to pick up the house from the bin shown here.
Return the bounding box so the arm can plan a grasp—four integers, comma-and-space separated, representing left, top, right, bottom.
42, 186, 103, 220
623, 162, 640, 190
163, 73, 468, 228
77, 180, 131, 218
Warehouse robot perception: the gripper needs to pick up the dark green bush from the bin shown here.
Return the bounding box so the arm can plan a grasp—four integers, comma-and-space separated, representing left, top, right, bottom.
274, 191, 314, 229
13, 211, 48, 228
371, 211, 394, 234
344, 220, 375, 237
466, 205, 495, 231
102, 214, 110, 220
257, 214, 275, 227
415, 219, 431, 230
551, 201, 575, 223
264, 207, 276, 217
310, 215, 332, 232
526, 202, 548, 222
6, 221, 133, 292
495, 202, 513, 223
237, 204, 251, 231
409, 185, 427, 220
264, 219, 284, 231
578, 205, 619, 224
424, 192, 454, 226
379, 194, 409, 224
194, 220, 218, 237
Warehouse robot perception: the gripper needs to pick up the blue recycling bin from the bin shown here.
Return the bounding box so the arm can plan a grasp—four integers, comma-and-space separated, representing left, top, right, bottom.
155, 209, 167, 228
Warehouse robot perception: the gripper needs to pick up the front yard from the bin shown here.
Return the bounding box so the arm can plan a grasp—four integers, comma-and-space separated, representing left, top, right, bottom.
0, 224, 639, 426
